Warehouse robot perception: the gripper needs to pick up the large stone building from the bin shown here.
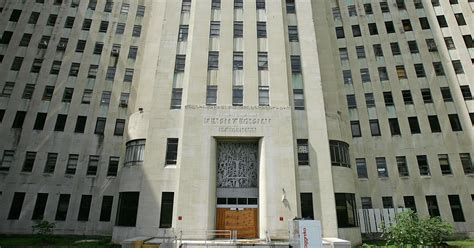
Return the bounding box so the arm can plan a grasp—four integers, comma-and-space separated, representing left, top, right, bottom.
0, 0, 472, 245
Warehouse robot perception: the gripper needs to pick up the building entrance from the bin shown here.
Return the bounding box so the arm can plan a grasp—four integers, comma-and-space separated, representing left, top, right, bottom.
216, 142, 259, 238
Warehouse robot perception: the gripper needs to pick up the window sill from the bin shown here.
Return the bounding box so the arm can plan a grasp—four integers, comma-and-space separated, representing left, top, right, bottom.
466, 173, 474, 177
399, 176, 409, 179
378, 177, 389, 180
420, 175, 431, 179
358, 178, 369, 181
164, 165, 177, 169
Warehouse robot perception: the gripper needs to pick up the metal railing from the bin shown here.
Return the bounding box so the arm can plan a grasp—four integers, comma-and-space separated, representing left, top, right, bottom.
177, 229, 237, 247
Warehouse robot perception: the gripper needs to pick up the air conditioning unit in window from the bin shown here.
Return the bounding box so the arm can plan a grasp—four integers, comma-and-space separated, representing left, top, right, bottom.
57, 42, 67, 50
119, 100, 128, 107
38, 40, 48, 49
111, 48, 120, 56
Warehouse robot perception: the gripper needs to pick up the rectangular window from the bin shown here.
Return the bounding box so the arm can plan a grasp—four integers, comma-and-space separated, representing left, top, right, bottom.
396, 156, 409, 177
433, 62, 445, 76
116, 192, 140, 226
396, 65, 407, 79
82, 89, 93, 104
460, 86, 472, 100
159, 192, 174, 228
32, 193, 48, 220
300, 193, 314, 219
69, 63, 80, 77
428, 115, 441, 133
165, 138, 179, 165
0, 150, 15, 171
88, 65, 98, 78
22, 84, 35, 99
352, 25, 361, 37
382, 196, 394, 208
105, 67, 116, 80
120, 3, 129, 14
454, 13, 466, 26
440, 87, 452, 102
82, 18, 92, 31
257, 22, 267, 38
339, 48, 348, 61
404, 196, 417, 212
44, 153, 58, 173
12, 111, 27, 129
210, 22, 220, 37
22, 151, 37, 172
385, 22, 395, 33
361, 197, 372, 209
402, 19, 412, 31
383, 92, 394, 106
1, 31, 13, 45
460, 153, 473, 174
55, 194, 70, 221
11, 57, 24, 71
128, 46, 138, 59
444, 37, 455, 50
107, 157, 119, 177
388, 118, 401, 135
351, 121, 361, 137
286, 0, 295, 13
64, 16, 75, 28
360, 68, 371, 83
120, 92, 129, 107
258, 52, 268, 70
408, 40, 419, 54
448, 195, 465, 222
114, 119, 125, 136
452, 60, 464, 74
42, 86, 54, 101
256, 0, 265, 9
232, 86, 243, 106
348, 5, 357, 16
99, 196, 114, 222
343, 70, 352, 84
368, 23, 378, 35
170, 88, 183, 109
132, 25, 142, 37
408, 117, 421, 134
417, 155, 430, 176
293, 89, 304, 110
356, 46, 365, 58
116, 23, 125, 34
378, 67, 388, 81
414, 64, 426, 78
297, 139, 309, 166
47, 14, 57, 26
448, 114, 462, 131
75, 40, 86, 53
29, 12, 40, 24
8, 192, 26, 220
175, 55, 186, 72
421, 88, 432, 103
463, 35, 473, 48
50, 60, 61, 75
426, 195, 440, 217
100, 91, 111, 106
233, 52, 244, 70
335, 193, 358, 227
77, 195, 92, 221
335, 27, 345, 39
402, 90, 413, 105
65, 154, 78, 175
86, 155, 99, 176
419, 17, 430, 29
74, 116, 87, 133
2, 82, 15, 97
365, 93, 375, 107
376, 157, 388, 178
258, 86, 269, 106
206, 86, 217, 106
438, 154, 452, 175
346, 95, 356, 109
364, 4, 373, 14
94, 42, 104, 54
178, 25, 189, 41
288, 26, 298, 41
94, 117, 106, 134
133, 5, 145, 16
369, 119, 381, 136
19, 33, 32, 47
30, 59, 43, 73
62, 88, 74, 103
356, 158, 368, 178
426, 39, 437, 51
208, 52, 219, 70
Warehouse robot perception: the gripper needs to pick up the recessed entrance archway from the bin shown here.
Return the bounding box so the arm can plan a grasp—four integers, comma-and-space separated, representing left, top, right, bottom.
215, 141, 259, 238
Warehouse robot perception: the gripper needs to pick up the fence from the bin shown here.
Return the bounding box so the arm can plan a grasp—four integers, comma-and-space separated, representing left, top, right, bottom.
359, 208, 409, 234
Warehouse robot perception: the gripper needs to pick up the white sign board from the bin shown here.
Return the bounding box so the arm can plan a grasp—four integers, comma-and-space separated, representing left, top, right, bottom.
289, 220, 322, 248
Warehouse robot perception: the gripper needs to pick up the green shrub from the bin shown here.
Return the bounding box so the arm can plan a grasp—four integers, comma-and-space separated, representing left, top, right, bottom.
382, 210, 453, 246
32, 220, 55, 244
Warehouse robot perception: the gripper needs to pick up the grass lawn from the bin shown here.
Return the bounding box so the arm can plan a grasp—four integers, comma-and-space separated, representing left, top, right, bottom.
0, 234, 120, 247
360, 239, 474, 247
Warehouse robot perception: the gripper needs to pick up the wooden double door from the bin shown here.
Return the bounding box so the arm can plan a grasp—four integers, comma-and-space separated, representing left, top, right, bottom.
216, 208, 258, 238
